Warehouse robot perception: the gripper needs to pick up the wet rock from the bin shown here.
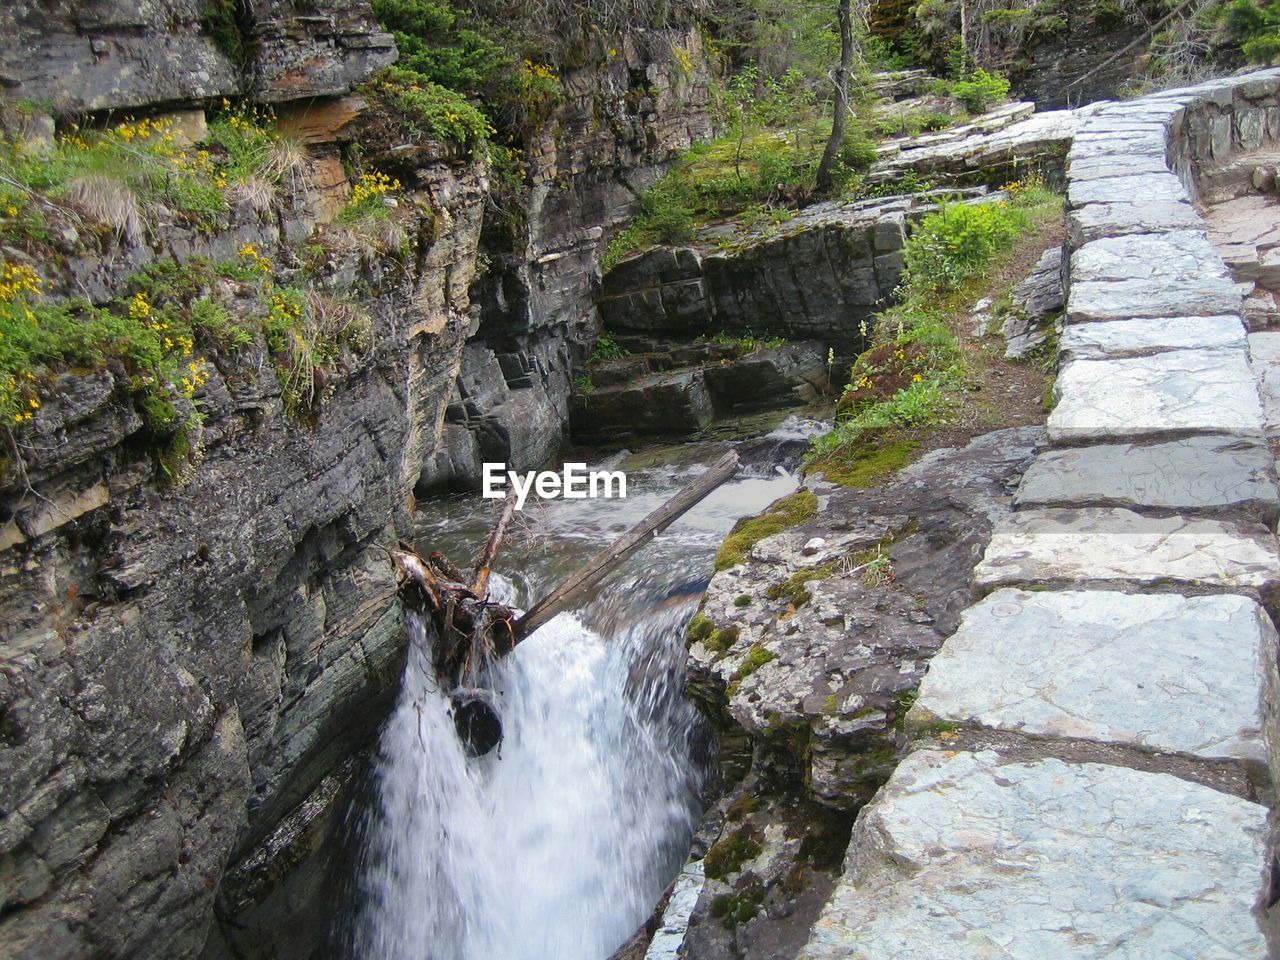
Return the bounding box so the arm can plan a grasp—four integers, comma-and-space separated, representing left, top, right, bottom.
680, 428, 1042, 959
572, 369, 716, 443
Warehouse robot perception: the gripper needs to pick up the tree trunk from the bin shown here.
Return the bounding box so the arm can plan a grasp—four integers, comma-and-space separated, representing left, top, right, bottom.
814, 0, 855, 196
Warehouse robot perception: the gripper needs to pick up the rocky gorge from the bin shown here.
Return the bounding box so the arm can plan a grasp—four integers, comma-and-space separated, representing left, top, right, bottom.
2, 3, 1280, 960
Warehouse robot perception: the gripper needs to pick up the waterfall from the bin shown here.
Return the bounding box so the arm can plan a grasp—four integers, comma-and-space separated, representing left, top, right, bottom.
350, 589, 706, 959
343, 432, 810, 959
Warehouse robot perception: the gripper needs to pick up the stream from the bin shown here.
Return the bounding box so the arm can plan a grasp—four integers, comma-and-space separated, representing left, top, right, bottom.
339, 417, 824, 960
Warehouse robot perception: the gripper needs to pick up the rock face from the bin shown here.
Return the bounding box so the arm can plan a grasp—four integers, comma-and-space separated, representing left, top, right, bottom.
1000, 245, 1063, 358
598, 189, 999, 356
678, 428, 1041, 959
865, 103, 1103, 188
569, 339, 829, 444
0, 11, 716, 960
0, 0, 396, 115
0, 144, 488, 960
421, 26, 713, 490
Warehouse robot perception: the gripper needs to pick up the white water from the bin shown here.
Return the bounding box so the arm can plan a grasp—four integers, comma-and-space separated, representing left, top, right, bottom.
346, 428, 811, 959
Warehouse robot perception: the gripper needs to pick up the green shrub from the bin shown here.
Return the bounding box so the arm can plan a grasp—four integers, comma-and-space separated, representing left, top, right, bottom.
949, 69, 1012, 113
902, 197, 1028, 296
368, 67, 494, 148
590, 332, 627, 361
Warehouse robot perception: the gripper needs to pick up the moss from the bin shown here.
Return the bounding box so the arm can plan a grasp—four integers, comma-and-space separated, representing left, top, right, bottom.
891, 687, 919, 731
724, 793, 759, 822
732, 643, 776, 684
734, 594, 752, 608
710, 888, 765, 925
704, 826, 764, 880
822, 693, 838, 716
807, 434, 919, 488
201, 0, 249, 67
706, 625, 740, 656
765, 561, 836, 608
685, 612, 714, 645
715, 488, 818, 571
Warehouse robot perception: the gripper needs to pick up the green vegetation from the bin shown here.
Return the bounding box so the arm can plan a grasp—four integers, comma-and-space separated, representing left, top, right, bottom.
766, 562, 836, 607
948, 68, 1012, 113
0, 105, 371, 445
685, 612, 741, 657
700, 330, 787, 352
710, 885, 766, 925
603, 66, 881, 263
1224, 0, 1280, 62
807, 176, 1058, 484
363, 0, 562, 152
704, 826, 764, 879
715, 488, 819, 570
589, 332, 627, 362
364, 67, 496, 150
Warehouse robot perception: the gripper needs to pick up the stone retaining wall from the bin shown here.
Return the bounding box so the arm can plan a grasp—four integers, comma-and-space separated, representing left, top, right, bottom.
799, 68, 1280, 959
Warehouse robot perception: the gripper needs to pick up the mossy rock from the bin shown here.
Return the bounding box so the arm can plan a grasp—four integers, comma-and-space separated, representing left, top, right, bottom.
715, 488, 818, 570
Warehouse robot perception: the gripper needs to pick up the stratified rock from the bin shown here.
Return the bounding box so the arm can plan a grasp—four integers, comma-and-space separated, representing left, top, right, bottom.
1001, 246, 1063, 359
799, 751, 1270, 960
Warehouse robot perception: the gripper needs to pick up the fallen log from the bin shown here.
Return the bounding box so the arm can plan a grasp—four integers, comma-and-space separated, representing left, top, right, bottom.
393, 449, 741, 756
513, 449, 740, 639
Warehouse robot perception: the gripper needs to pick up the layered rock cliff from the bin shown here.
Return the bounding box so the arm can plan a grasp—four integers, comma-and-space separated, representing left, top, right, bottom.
0, 5, 713, 958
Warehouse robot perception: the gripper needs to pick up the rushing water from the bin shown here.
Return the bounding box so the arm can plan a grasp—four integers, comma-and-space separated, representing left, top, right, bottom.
343, 419, 824, 960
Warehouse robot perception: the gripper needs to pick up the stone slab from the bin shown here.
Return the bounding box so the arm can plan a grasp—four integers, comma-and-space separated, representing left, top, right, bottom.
1249, 331, 1280, 440
1067, 172, 1187, 208
799, 750, 1270, 960
909, 589, 1275, 770
1067, 153, 1174, 181
1014, 436, 1280, 520
1068, 201, 1202, 248
1047, 348, 1265, 442
974, 507, 1280, 594
1066, 279, 1242, 323
1060, 315, 1247, 360
1070, 230, 1230, 285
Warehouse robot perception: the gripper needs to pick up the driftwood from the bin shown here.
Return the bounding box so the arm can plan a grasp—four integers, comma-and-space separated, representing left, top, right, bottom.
393, 450, 741, 755
514, 450, 741, 638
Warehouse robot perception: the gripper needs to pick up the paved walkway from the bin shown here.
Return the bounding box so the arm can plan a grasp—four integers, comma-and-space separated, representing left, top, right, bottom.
802, 69, 1280, 959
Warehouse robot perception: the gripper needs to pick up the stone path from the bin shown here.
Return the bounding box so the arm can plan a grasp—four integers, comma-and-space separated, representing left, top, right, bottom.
801, 69, 1280, 959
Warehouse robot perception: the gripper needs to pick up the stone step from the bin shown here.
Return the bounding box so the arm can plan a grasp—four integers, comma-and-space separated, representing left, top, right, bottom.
1013, 436, 1280, 522
907, 589, 1277, 791
973, 507, 1280, 598
1047, 347, 1266, 444
799, 750, 1270, 959
1060, 315, 1248, 361
1066, 232, 1239, 322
